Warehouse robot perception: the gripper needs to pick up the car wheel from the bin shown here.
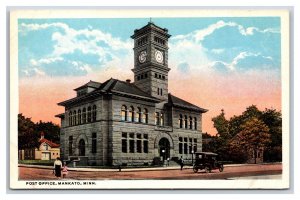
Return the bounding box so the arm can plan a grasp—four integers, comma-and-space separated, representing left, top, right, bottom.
219, 165, 224, 172
205, 167, 210, 173
193, 167, 198, 173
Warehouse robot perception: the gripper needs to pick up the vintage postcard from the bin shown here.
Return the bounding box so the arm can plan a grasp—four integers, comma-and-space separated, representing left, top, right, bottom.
10, 8, 290, 189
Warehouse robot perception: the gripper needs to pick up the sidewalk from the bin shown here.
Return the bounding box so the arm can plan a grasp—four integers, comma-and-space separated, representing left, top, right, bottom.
18, 162, 281, 172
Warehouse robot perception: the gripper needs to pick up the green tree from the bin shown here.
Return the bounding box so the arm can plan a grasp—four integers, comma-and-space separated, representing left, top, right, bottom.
261, 108, 282, 161
211, 106, 281, 164
35, 121, 60, 144
212, 109, 229, 139
235, 117, 271, 164
18, 113, 39, 149
18, 114, 61, 150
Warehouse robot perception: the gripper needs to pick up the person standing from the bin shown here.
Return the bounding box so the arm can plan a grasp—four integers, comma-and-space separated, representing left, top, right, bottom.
167, 158, 170, 166
53, 157, 62, 178
179, 156, 184, 170
62, 162, 68, 179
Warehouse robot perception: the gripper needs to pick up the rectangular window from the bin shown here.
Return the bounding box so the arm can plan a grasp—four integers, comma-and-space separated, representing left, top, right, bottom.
129, 133, 134, 153
122, 139, 127, 153
122, 132, 128, 153
144, 134, 148, 139
129, 140, 134, 153
143, 140, 148, 153
179, 143, 183, 154
92, 133, 97, 153
184, 143, 188, 154
137, 140, 142, 153
155, 112, 160, 125
157, 88, 160, 95
69, 136, 73, 156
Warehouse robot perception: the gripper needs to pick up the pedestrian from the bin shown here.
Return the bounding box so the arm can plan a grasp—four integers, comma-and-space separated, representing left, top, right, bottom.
167, 158, 170, 166
179, 156, 184, 170
53, 157, 62, 178
62, 162, 68, 179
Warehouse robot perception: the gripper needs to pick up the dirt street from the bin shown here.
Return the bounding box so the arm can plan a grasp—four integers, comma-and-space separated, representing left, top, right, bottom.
19, 163, 282, 180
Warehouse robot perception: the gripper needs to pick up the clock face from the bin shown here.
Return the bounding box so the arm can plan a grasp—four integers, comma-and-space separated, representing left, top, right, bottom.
155, 50, 164, 63
138, 51, 147, 63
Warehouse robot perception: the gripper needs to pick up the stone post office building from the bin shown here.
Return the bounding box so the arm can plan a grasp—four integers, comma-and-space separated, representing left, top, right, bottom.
56, 22, 208, 166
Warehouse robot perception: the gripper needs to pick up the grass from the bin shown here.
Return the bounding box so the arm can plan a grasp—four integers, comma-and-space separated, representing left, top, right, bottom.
19, 160, 54, 166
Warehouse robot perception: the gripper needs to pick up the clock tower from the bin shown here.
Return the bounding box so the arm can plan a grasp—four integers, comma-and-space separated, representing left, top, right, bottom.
131, 21, 171, 100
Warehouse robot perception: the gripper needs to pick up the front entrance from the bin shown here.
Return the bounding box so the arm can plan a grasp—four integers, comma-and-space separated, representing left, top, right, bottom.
158, 137, 170, 161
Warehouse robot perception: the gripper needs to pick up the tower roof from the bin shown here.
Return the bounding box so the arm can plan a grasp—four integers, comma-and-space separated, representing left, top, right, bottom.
131, 21, 171, 39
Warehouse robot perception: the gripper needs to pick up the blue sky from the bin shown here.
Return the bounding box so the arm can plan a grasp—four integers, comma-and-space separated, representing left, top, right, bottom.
18, 17, 281, 78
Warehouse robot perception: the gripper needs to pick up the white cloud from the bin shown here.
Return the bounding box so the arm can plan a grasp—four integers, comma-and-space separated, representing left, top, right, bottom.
20, 22, 69, 33
209, 51, 274, 71
30, 57, 63, 66
20, 22, 134, 77
172, 20, 279, 43
49, 25, 132, 60
211, 48, 225, 54
22, 67, 46, 77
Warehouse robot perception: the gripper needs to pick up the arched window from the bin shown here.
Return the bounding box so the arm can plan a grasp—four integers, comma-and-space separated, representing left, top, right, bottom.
78, 109, 81, 124
189, 116, 193, 129
87, 106, 92, 122
179, 114, 183, 128
184, 115, 188, 129
142, 108, 148, 123
92, 105, 97, 122
69, 111, 72, 126
73, 110, 77, 125
194, 117, 197, 130
160, 113, 164, 126
121, 105, 127, 121
82, 108, 86, 123
128, 106, 134, 122
136, 107, 141, 122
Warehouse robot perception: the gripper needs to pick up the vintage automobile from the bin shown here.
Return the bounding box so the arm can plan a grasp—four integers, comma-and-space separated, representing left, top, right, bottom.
192, 152, 224, 173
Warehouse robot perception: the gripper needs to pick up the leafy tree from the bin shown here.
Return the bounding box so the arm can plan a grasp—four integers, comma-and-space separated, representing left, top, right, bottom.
261, 108, 282, 161
35, 121, 60, 144
18, 114, 60, 150
210, 106, 281, 163
235, 117, 271, 164
212, 109, 229, 139
18, 113, 39, 149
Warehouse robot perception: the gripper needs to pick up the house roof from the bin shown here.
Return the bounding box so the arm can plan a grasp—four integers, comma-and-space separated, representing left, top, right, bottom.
39, 138, 60, 148
168, 93, 208, 113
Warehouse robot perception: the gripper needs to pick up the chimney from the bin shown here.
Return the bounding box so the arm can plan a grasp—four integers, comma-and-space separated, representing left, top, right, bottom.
126, 79, 131, 83
40, 132, 44, 140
